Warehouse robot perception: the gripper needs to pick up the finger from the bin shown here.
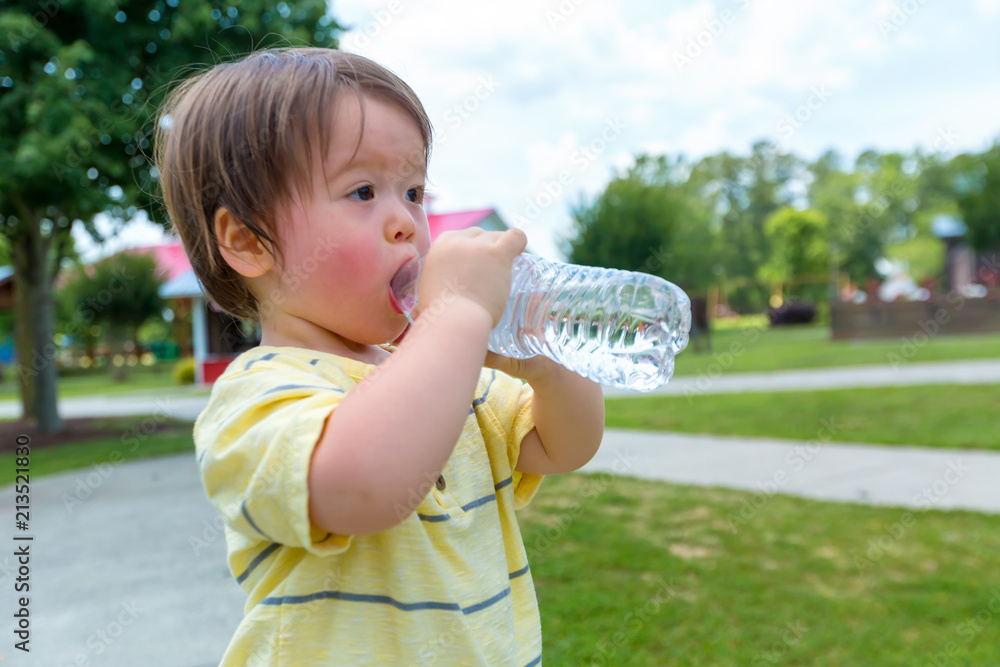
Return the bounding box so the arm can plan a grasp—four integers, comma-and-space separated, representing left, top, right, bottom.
483, 351, 516, 374
499, 227, 527, 256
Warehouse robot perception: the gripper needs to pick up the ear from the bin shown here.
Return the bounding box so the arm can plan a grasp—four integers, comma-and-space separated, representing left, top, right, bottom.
214, 207, 274, 278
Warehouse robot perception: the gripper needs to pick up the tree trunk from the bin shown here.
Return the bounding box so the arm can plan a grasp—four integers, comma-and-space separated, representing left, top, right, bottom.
13, 272, 34, 420
132, 327, 144, 359
12, 214, 63, 432
173, 298, 192, 356
111, 325, 129, 382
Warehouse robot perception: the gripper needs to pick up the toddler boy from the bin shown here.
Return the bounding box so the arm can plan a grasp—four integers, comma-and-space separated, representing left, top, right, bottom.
155, 47, 605, 665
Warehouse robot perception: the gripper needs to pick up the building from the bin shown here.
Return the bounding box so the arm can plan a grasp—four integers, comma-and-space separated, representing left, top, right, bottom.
932, 214, 974, 293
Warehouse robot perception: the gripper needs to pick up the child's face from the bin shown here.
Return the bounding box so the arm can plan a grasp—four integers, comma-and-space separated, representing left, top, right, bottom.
266, 93, 431, 349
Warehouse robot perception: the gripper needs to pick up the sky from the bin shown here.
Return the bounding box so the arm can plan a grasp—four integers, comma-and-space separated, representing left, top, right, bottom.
74, 0, 1000, 263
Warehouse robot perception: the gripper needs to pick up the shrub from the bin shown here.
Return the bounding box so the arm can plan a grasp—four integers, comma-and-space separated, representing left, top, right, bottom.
768, 301, 817, 326
174, 357, 196, 384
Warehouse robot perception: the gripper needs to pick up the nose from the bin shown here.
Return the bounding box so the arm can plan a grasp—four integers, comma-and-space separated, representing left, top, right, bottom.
385, 198, 417, 243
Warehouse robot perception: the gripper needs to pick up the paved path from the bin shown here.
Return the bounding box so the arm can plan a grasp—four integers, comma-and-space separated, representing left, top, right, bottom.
0, 455, 241, 667
3, 429, 1000, 666
0, 393, 209, 421
2, 359, 998, 665
582, 429, 1000, 513
1, 359, 997, 422
603, 358, 1000, 397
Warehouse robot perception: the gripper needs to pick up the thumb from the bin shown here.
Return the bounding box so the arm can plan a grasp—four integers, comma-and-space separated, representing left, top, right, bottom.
483, 351, 521, 376
500, 227, 528, 257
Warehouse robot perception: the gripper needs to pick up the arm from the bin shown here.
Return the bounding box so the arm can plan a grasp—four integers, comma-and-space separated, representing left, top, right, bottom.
487, 355, 605, 475
308, 229, 526, 537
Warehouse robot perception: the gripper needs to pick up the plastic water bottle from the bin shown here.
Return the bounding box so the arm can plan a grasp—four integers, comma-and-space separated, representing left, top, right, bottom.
389, 253, 691, 392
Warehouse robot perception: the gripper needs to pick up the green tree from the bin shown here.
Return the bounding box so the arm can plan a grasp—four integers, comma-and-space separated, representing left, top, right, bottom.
814, 150, 918, 285
758, 207, 829, 301
0, 0, 341, 430
687, 140, 800, 311
567, 154, 717, 294
952, 142, 1000, 252
59, 252, 165, 381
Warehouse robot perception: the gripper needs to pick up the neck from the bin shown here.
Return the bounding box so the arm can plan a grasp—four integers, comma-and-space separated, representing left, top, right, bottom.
258, 312, 390, 364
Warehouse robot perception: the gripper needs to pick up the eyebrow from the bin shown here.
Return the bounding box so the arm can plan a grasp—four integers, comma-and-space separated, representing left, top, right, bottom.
329, 159, 427, 186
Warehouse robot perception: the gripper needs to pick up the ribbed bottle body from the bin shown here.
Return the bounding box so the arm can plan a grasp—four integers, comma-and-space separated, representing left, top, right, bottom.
487, 254, 691, 391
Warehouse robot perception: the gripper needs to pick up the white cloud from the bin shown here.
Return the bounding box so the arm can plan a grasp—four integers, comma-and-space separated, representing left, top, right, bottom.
309, 1, 1000, 259
975, 0, 1000, 18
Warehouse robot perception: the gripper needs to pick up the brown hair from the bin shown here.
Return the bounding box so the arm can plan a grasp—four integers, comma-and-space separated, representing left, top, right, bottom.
154, 47, 432, 321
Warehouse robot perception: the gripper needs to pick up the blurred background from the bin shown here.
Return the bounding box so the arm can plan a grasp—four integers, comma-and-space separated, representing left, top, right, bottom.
1, 0, 999, 665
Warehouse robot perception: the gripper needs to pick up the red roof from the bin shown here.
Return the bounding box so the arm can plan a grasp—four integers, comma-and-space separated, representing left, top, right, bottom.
428, 209, 494, 240
123, 241, 192, 281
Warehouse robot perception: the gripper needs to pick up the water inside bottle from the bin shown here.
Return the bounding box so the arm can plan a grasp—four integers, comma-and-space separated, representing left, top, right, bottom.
499, 263, 690, 391
389, 252, 691, 391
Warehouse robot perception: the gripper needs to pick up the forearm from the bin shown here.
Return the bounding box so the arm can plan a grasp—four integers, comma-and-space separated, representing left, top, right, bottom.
309, 300, 492, 535
528, 359, 605, 471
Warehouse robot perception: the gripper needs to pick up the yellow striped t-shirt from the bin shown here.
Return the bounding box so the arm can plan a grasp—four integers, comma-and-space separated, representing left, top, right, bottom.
193, 345, 544, 666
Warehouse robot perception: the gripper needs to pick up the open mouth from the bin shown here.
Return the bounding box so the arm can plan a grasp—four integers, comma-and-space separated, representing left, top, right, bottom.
388, 253, 424, 315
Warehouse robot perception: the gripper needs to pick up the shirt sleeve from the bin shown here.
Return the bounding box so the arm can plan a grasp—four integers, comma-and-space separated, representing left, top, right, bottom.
478, 369, 544, 509
193, 363, 354, 556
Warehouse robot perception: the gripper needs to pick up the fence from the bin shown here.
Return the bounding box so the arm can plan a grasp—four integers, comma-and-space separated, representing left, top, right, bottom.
831, 297, 1000, 340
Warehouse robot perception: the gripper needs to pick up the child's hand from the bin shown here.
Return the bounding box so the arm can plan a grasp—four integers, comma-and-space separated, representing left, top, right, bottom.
483, 351, 561, 385
414, 227, 527, 326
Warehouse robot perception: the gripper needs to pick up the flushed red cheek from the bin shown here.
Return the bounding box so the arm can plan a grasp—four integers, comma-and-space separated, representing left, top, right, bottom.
324, 247, 382, 295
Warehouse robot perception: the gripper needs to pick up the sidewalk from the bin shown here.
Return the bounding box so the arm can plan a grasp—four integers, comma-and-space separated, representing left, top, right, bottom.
0, 455, 240, 667
2, 359, 997, 421
582, 429, 1000, 513
3, 429, 1000, 665
603, 358, 1000, 397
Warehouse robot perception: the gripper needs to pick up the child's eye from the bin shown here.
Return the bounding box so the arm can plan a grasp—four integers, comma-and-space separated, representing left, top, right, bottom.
406, 186, 424, 203
349, 185, 375, 201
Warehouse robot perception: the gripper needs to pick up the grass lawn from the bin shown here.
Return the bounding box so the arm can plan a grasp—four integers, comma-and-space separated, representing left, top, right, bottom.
605, 384, 1000, 450
5, 430, 1000, 665
673, 323, 1000, 376
2, 324, 998, 405
521, 473, 1000, 666
0, 416, 195, 479
0, 362, 210, 401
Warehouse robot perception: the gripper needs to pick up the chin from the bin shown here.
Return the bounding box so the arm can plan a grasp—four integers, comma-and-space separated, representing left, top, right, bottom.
389, 324, 411, 346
